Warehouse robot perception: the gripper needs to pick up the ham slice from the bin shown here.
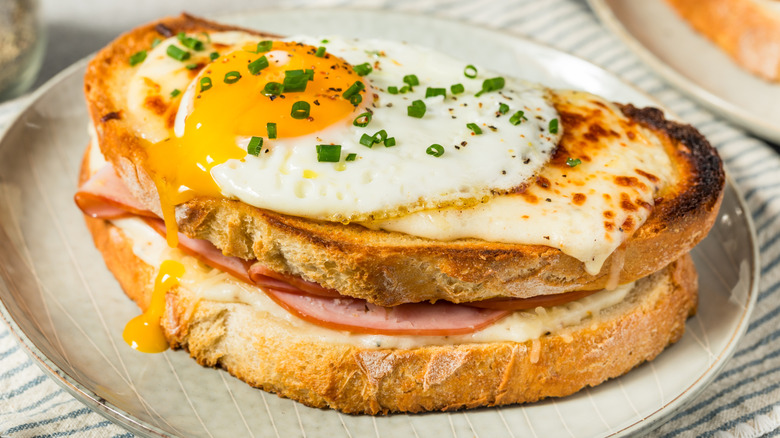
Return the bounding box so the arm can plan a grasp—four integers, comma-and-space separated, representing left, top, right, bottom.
248, 264, 341, 297
264, 288, 509, 336
74, 164, 157, 219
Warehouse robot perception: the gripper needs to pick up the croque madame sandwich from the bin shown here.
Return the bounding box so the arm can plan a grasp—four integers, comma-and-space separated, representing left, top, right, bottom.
75, 14, 725, 414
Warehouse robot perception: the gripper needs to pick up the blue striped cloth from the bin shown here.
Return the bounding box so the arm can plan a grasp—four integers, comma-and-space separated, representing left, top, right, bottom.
2, 0, 780, 436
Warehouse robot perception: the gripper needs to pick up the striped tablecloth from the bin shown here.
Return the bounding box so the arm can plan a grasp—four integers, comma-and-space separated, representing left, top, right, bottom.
2, 0, 780, 436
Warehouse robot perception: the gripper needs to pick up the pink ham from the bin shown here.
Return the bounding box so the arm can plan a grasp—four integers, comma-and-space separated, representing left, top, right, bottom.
74, 164, 157, 219
142, 218, 254, 284
265, 288, 510, 336
248, 264, 341, 297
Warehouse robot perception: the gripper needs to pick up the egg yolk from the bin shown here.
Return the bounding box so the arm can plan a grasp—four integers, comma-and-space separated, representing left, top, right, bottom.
146, 41, 369, 246
123, 259, 184, 353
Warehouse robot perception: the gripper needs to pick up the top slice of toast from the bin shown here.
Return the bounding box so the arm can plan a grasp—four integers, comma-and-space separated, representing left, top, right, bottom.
83, 14, 725, 306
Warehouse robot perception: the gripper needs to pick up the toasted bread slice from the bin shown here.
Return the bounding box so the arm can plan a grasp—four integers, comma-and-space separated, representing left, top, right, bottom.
84, 15, 724, 306
665, 0, 780, 82
82, 205, 697, 414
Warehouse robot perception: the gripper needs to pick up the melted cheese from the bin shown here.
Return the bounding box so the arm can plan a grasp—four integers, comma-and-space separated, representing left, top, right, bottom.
112, 216, 632, 350
363, 91, 675, 274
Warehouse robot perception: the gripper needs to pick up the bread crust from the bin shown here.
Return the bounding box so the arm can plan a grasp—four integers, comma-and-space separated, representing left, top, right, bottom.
83, 209, 698, 414
665, 0, 780, 82
84, 14, 724, 306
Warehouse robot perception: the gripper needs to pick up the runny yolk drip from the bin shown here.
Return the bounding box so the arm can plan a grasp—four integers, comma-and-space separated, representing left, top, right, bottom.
145, 40, 369, 247
123, 260, 185, 353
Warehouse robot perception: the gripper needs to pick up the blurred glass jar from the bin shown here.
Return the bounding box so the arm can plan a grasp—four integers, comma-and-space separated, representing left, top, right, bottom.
0, 0, 44, 101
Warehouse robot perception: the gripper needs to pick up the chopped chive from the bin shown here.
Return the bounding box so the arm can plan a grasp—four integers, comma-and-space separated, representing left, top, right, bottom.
450, 83, 465, 94
372, 130, 388, 144
170, 88, 181, 98
321, 39, 329, 44
353, 62, 373, 76
185, 63, 199, 70
256, 40, 273, 53
291, 101, 311, 119
283, 69, 314, 92
466, 123, 483, 135
403, 74, 419, 90
315, 46, 326, 57
263, 82, 283, 96
425, 87, 446, 98
177, 32, 204, 51
566, 157, 581, 167
342, 80, 365, 99
498, 103, 510, 114
549, 118, 559, 134
267, 123, 277, 139
384, 137, 396, 147
349, 94, 363, 106
129, 50, 147, 66
399, 85, 410, 93
199, 77, 212, 92
345, 153, 357, 161
475, 77, 505, 97
224, 71, 241, 84
209, 51, 219, 61
316, 144, 341, 162
407, 100, 426, 118
166, 45, 190, 61
353, 112, 372, 127
248, 56, 269, 75
247, 136, 263, 156
151, 38, 162, 48
464, 65, 478, 78
426, 144, 444, 157
388, 86, 399, 95
509, 110, 527, 125
359, 133, 374, 147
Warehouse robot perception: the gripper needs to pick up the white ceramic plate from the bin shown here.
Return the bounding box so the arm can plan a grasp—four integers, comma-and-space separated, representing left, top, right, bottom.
0, 9, 758, 438
588, 0, 780, 144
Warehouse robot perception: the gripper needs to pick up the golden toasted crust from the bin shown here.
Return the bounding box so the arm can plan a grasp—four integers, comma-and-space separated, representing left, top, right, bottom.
84, 14, 724, 306
665, 0, 780, 82
83, 208, 698, 414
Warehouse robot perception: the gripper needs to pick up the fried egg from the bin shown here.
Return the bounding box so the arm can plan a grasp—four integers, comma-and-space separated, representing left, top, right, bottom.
128, 33, 561, 223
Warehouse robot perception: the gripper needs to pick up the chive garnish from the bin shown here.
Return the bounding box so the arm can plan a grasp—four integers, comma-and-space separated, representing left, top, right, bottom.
384, 137, 396, 147
498, 103, 509, 114
224, 71, 241, 84
185, 63, 199, 70
426, 144, 444, 157
388, 86, 399, 95
199, 77, 212, 92
170, 89, 181, 98
549, 118, 559, 134
450, 83, 465, 94
464, 65, 478, 78
315, 46, 326, 57
359, 133, 374, 147
129, 50, 147, 66
353, 112, 372, 127
267, 123, 277, 139
151, 38, 162, 48
566, 157, 581, 167
248, 56, 269, 75
372, 130, 388, 144
509, 110, 527, 125
475, 77, 505, 97
263, 82, 283, 96
177, 32, 204, 51
247, 136, 263, 156
209, 51, 219, 61
466, 123, 483, 135
291, 101, 311, 119
283, 69, 313, 92
403, 74, 419, 90
343, 81, 365, 106
407, 100, 426, 118
425, 87, 446, 98
256, 40, 273, 53
316, 144, 341, 162
166, 45, 190, 61
353, 62, 373, 76
345, 153, 357, 161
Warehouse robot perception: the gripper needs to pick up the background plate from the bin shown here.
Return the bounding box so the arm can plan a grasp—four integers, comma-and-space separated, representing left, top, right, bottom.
0, 9, 758, 438
587, 0, 780, 144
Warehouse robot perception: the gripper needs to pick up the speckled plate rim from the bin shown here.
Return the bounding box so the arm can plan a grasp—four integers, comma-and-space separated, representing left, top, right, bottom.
0, 7, 759, 438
